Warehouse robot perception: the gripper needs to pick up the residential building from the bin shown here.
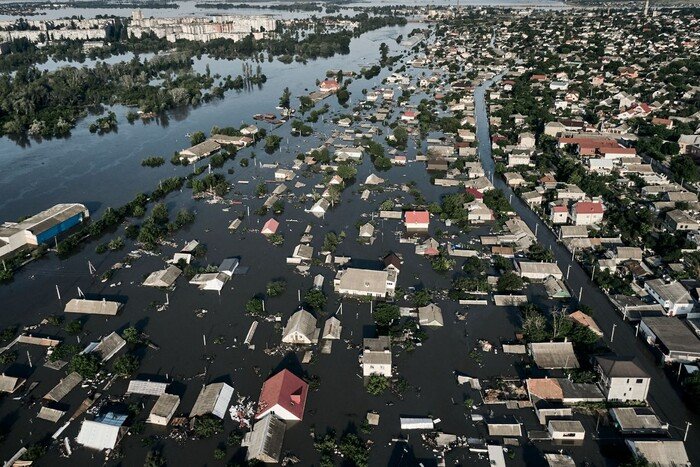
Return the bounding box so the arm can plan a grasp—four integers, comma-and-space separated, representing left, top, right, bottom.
334, 267, 397, 298
243, 413, 286, 464
362, 336, 392, 377
404, 210, 430, 232
256, 369, 308, 421
594, 356, 650, 402
190, 382, 234, 419
639, 317, 700, 363
644, 279, 694, 316
281, 309, 320, 345
570, 201, 604, 226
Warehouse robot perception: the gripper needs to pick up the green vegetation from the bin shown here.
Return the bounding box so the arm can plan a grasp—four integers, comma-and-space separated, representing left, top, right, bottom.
193, 416, 224, 438
366, 374, 390, 395
304, 288, 326, 312
141, 156, 165, 167
266, 280, 287, 297
113, 354, 140, 377
373, 303, 399, 327
496, 271, 523, 292
70, 353, 101, 378
245, 297, 266, 317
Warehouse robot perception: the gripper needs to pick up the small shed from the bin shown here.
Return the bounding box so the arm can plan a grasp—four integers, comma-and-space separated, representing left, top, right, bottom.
44, 372, 83, 402
143, 265, 182, 288
92, 331, 126, 362
243, 413, 286, 464
148, 393, 180, 426
190, 382, 234, 419
529, 342, 579, 369
0, 374, 25, 393
418, 304, 444, 327
322, 317, 342, 340
548, 420, 585, 440
127, 380, 168, 396
37, 406, 65, 423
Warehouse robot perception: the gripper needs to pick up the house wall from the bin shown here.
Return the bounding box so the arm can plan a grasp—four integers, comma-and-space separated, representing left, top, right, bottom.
603, 377, 650, 402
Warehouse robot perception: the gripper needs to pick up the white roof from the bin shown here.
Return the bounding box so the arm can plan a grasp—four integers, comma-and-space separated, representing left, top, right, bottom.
76, 420, 121, 450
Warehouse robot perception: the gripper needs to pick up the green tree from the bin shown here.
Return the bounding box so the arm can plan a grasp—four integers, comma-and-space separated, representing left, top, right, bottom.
670, 154, 699, 183
279, 87, 291, 109
496, 272, 523, 292
113, 354, 139, 377
336, 164, 357, 180
190, 131, 206, 146
337, 88, 350, 105
246, 298, 266, 316
122, 326, 141, 344
194, 416, 224, 438
266, 280, 287, 297
70, 353, 101, 378
304, 289, 326, 312
144, 450, 166, 467
373, 303, 399, 327
366, 374, 389, 395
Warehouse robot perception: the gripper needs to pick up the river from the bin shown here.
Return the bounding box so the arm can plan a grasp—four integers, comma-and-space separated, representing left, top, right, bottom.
0, 24, 413, 220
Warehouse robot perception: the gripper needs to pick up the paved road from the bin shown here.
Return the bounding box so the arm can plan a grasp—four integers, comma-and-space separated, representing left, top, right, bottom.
473, 76, 699, 461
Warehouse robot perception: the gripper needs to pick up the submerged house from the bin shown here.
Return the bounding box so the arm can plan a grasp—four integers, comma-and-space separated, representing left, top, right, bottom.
190, 382, 234, 419
362, 336, 392, 377
243, 413, 286, 464
76, 412, 128, 451
255, 369, 309, 421
282, 309, 320, 345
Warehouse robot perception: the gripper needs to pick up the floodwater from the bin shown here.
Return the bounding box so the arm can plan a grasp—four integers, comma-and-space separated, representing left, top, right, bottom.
0, 21, 608, 467
0, 0, 570, 21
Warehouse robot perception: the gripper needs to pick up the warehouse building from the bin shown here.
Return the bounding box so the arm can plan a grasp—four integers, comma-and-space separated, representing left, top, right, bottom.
0, 203, 89, 259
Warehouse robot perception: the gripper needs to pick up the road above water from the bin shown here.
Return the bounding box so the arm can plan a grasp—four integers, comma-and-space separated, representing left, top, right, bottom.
473, 74, 700, 463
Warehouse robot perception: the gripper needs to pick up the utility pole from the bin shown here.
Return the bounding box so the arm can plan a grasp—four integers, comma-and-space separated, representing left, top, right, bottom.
684, 422, 692, 442
566, 264, 571, 280
610, 323, 617, 343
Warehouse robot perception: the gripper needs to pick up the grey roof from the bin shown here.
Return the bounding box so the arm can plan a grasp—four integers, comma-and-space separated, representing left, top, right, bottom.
143, 265, 182, 288
529, 342, 579, 369
37, 406, 65, 423
282, 309, 319, 344
544, 453, 576, 467
335, 268, 389, 296
15, 203, 88, 236
190, 382, 233, 418
642, 317, 700, 354
595, 356, 648, 379
548, 420, 585, 433
0, 374, 24, 393
645, 279, 693, 305
127, 380, 168, 396
610, 407, 667, 433
418, 303, 444, 326
322, 317, 342, 340
486, 416, 522, 436
64, 298, 122, 316
44, 372, 83, 402
627, 440, 689, 466
148, 393, 180, 423
92, 332, 126, 362
244, 413, 286, 463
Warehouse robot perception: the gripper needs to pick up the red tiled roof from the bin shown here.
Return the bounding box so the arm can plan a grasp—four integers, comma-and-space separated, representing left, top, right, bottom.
599, 147, 636, 155
405, 211, 430, 225
262, 218, 279, 234
526, 378, 563, 400
574, 201, 604, 214
256, 369, 308, 420
466, 187, 484, 199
